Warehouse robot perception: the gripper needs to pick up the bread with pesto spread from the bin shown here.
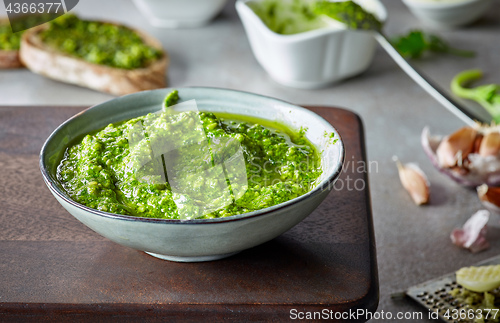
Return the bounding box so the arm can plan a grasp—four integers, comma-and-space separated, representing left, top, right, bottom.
0, 18, 23, 68
19, 15, 168, 95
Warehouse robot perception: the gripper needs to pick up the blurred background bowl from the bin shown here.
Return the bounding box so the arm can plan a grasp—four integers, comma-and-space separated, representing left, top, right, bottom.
236, 0, 387, 89
40, 87, 344, 262
132, 0, 228, 28
402, 0, 492, 29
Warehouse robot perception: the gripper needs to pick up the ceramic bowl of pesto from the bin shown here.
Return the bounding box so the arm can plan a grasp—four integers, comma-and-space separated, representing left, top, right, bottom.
401, 0, 492, 29
132, 0, 228, 28
236, 0, 387, 89
40, 87, 344, 262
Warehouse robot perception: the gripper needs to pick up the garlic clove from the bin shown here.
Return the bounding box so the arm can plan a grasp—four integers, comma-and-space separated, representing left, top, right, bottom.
436, 127, 477, 168
394, 156, 430, 205
479, 132, 500, 157
473, 134, 483, 154
451, 210, 490, 253
477, 184, 500, 214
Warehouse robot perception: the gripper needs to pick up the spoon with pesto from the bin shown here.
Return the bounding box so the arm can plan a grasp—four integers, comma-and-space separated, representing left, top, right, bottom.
314, 0, 477, 126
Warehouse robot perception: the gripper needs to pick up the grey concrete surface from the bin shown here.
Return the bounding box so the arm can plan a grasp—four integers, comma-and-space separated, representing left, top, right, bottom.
1, 0, 499, 321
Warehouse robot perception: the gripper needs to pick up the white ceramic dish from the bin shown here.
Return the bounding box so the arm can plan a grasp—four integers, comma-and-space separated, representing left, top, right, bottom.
236, 0, 387, 89
40, 88, 344, 262
132, 0, 228, 28
402, 0, 492, 29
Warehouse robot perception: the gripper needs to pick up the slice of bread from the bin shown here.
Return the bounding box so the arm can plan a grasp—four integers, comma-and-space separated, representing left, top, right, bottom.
0, 18, 23, 68
20, 21, 168, 96
0, 48, 22, 68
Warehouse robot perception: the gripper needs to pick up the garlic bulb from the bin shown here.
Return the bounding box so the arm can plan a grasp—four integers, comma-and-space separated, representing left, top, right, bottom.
422, 124, 500, 187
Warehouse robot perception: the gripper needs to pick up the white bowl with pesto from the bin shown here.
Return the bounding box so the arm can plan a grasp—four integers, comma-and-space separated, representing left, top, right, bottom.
236, 0, 387, 89
131, 0, 228, 28
402, 0, 492, 29
40, 88, 344, 262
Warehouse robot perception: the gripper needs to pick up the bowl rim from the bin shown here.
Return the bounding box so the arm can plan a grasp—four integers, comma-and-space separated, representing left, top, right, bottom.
40, 87, 345, 225
235, 0, 387, 43
402, 0, 489, 9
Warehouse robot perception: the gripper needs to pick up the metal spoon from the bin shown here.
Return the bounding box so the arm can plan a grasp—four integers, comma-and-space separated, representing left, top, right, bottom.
317, 1, 478, 126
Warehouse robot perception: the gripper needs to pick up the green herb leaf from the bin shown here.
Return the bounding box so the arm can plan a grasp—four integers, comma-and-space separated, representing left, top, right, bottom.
392, 31, 427, 59
392, 30, 475, 59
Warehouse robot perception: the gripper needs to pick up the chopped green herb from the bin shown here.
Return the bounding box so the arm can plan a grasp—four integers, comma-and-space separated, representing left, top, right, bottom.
391, 30, 475, 59
323, 130, 338, 145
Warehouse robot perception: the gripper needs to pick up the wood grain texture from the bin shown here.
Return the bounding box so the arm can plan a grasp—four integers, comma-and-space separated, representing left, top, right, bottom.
0, 106, 378, 322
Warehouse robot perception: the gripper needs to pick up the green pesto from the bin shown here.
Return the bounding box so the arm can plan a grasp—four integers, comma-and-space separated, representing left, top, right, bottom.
39, 14, 163, 69
56, 94, 322, 220
249, 0, 382, 35
0, 22, 21, 51
314, 0, 383, 31
249, 0, 327, 35
0, 15, 55, 51
163, 89, 180, 108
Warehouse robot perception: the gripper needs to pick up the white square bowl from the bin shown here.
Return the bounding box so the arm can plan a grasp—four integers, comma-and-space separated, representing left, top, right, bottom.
132, 0, 228, 28
236, 0, 387, 89
402, 0, 493, 29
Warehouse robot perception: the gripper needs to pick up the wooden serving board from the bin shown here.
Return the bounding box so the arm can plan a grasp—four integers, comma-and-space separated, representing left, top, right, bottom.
0, 106, 378, 322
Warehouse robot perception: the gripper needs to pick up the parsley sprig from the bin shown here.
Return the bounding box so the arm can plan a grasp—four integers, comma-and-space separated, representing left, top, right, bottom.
451, 70, 500, 122
391, 30, 475, 59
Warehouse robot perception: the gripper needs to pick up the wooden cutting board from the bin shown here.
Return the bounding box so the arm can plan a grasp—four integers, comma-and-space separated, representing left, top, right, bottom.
0, 105, 378, 322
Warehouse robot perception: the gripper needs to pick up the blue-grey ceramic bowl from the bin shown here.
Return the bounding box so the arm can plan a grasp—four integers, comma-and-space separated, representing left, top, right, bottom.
40, 87, 344, 262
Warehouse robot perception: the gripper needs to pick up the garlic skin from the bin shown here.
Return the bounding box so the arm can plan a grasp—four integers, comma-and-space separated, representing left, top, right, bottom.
451, 210, 490, 253
422, 125, 500, 187
477, 184, 500, 214
394, 157, 430, 205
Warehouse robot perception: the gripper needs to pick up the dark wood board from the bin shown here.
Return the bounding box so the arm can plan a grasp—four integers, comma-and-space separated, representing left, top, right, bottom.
0, 105, 378, 322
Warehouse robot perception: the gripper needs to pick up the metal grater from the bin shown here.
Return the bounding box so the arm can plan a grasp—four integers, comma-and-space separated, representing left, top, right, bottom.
406, 255, 500, 323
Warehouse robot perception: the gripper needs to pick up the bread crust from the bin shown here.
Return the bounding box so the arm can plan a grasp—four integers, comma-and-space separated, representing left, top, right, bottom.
0, 49, 23, 68
20, 23, 168, 95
